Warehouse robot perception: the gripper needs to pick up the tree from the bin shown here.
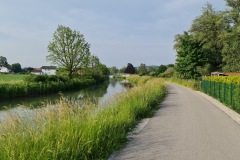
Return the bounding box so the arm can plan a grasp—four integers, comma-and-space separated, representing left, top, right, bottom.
11, 63, 22, 73
158, 65, 167, 74
124, 63, 136, 74
147, 66, 157, 76
47, 25, 91, 79
159, 67, 175, 78
119, 66, 126, 73
174, 32, 207, 79
109, 66, 118, 75
168, 64, 175, 68
221, 0, 240, 72
190, 3, 228, 71
138, 63, 147, 75
0, 56, 10, 68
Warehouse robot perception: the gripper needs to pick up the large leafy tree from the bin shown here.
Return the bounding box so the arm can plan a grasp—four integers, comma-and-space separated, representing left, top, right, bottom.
190, 3, 228, 71
124, 63, 136, 74
0, 56, 10, 68
109, 66, 118, 75
158, 65, 167, 74
138, 63, 147, 75
11, 63, 22, 73
174, 32, 207, 79
221, 0, 240, 72
47, 25, 91, 79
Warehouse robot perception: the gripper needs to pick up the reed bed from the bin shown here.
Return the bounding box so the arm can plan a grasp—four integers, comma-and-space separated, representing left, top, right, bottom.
0, 77, 167, 160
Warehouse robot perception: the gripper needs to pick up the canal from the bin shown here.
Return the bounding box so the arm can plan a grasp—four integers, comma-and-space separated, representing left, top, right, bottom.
0, 79, 131, 122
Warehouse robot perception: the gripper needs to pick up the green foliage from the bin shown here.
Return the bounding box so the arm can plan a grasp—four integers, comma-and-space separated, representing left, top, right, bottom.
204, 76, 240, 84
0, 56, 10, 69
11, 63, 22, 73
124, 63, 136, 74
168, 64, 174, 68
190, 3, 227, 71
24, 75, 69, 83
174, 2, 240, 75
0, 77, 167, 159
127, 75, 153, 86
138, 63, 148, 76
202, 76, 240, 112
118, 66, 126, 73
174, 32, 207, 79
164, 77, 200, 90
0, 74, 96, 100
109, 66, 118, 75
47, 25, 91, 79
158, 65, 167, 74
0, 74, 27, 82
159, 67, 175, 78
221, 0, 240, 72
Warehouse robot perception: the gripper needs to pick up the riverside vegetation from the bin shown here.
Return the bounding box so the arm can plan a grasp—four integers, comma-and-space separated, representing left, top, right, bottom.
0, 76, 167, 159
0, 73, 108, 100
164, 77, 200, 90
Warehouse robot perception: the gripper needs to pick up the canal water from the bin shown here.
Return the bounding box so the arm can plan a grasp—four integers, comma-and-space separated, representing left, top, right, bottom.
0, 79, 131, 122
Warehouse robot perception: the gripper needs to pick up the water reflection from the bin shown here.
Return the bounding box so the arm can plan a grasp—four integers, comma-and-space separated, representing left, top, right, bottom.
0, 79, 130, 110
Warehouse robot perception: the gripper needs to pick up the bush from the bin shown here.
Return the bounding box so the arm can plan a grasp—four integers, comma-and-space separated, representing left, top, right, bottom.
201, 76, 240, 112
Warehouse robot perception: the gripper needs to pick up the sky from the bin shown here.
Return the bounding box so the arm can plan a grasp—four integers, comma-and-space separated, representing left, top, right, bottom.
0, 0, 226, 69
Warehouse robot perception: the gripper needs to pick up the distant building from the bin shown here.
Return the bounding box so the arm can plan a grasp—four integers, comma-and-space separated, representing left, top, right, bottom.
211, 72, 225, 76
0, 66, 9, 73
31, 68, 43, 75
211, 71, 240, 76
41, 66, 57, 75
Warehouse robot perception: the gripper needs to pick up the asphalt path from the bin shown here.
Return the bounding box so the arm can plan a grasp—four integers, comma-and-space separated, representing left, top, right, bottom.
111, 83, 240, 160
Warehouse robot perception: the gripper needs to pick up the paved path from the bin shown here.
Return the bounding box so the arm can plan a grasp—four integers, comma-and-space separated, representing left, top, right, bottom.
111, 83, 240, 160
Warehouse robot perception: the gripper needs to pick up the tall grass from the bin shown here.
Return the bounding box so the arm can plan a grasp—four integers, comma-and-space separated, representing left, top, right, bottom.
0, 77, 167, 160
127, 75, 153, 86
164, 77, 200, 90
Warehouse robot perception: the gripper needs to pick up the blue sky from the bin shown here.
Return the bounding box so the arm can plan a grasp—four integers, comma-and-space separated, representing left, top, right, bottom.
0, 0, 226, 68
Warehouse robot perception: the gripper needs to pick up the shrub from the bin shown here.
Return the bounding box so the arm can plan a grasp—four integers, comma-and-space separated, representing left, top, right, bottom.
201, 76, 240, 112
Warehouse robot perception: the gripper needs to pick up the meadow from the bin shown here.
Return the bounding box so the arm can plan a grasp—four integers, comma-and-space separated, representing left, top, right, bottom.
0, 76, 167, 159
0, 74, 27, 82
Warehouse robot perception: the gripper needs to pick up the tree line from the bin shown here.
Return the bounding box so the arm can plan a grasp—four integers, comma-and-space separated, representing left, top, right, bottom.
109, 63, 175, 77
174, 0, 240, 79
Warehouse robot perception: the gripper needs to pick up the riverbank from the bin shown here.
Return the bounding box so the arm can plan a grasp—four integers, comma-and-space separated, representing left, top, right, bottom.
0, 76, 167, 159
0, 74, 108, 100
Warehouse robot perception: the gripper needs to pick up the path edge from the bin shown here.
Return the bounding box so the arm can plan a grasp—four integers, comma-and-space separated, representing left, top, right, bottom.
196, 91, 240, 125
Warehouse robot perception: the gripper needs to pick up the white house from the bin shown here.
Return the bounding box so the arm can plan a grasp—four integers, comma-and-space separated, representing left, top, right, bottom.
0, 66, 9, 73
31, 68, 43, 75
41, 66, 57, 75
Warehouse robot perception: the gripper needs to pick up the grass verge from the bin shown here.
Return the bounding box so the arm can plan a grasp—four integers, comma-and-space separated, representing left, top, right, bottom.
0, 77, 167, 160
164, 77, 200, 90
